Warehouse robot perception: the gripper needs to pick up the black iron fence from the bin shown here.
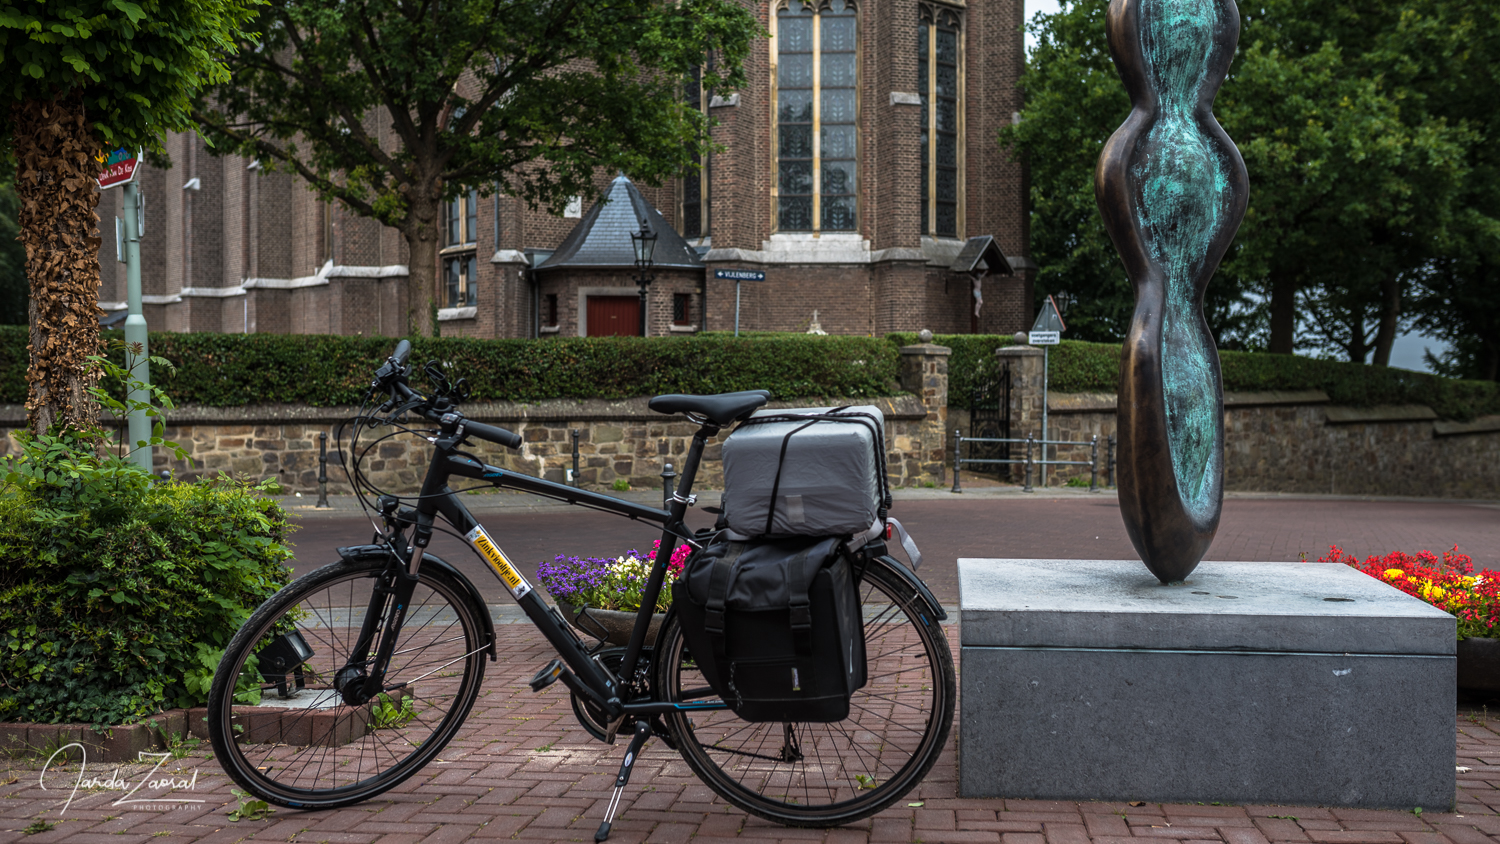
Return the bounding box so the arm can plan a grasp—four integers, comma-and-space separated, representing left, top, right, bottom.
952, 431, 1115, 494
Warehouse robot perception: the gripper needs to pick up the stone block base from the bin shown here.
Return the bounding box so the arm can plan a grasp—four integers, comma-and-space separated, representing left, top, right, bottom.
958, 559, 1457, 810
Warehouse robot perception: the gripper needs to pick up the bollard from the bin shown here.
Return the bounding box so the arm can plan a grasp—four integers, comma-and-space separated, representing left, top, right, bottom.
316, 431, 330, 508
1023, 433, 1034, 493
951, 428, 963, 493
661, 462, 677, 510
571, 429, 581, 488
1107, 434, 1116, 488
1090, 434, 1099, 492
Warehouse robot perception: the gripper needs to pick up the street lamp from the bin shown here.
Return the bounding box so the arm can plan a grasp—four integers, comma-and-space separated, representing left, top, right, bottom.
630, 218, 657, 337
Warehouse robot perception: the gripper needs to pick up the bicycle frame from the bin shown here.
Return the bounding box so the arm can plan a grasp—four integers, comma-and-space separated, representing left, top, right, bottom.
354, 411, 729, 725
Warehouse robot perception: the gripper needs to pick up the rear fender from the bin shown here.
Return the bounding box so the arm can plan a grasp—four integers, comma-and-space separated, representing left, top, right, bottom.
336, 544, 498, 659
874, 555, 948, 623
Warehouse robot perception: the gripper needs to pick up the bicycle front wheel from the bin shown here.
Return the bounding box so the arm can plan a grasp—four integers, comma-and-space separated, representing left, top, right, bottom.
654, 554, 955, 827
208, 557, 488, 809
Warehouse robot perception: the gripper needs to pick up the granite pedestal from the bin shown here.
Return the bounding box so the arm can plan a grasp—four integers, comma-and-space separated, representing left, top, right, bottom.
958, 559, 1456, 809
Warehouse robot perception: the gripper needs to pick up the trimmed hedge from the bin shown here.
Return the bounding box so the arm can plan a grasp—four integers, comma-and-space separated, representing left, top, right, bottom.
2, 326, 1494, 420
0, 327, 901, 407
890, 332, 1500, 421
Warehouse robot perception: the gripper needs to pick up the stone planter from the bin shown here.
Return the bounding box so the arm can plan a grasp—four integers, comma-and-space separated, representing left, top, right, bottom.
556, 601, 662, 647
1457, 636, 1500, 693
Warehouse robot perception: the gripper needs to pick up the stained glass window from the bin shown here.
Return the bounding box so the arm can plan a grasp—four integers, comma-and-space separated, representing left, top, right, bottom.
919, 5, 961, 238
776, 0, 858, 232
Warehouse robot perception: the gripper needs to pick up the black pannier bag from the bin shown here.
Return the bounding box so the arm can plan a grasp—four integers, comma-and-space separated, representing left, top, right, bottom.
672, 536, 867, 722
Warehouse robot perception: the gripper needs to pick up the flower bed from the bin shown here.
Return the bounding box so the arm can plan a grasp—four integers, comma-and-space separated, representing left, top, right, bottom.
537, 540, 691, 612
1319, 545, 1498, 639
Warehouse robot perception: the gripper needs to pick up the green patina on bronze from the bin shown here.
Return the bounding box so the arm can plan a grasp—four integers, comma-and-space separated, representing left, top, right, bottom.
1132, 0, 1228, 519
1095, 0, 1246, 582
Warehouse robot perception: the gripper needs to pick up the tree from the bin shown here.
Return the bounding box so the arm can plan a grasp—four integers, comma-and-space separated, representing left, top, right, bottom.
1001, 0, 1477, 363
0, 1, 260, 435
193, 0, 762, 337
0, 170, 23, 325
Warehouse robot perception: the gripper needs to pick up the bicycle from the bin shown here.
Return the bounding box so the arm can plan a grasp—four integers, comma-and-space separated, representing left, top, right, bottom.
207, 340, 956, 839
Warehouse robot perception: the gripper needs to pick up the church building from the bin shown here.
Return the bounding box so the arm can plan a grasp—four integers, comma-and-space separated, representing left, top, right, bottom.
96, 0, 1034, 339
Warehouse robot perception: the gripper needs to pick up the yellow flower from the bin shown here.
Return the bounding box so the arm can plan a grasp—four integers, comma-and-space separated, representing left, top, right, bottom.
1383, 569, 1405, 580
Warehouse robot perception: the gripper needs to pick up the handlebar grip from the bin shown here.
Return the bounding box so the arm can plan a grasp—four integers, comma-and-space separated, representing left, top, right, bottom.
391, 339, 412, 368
464, 420, 523, 450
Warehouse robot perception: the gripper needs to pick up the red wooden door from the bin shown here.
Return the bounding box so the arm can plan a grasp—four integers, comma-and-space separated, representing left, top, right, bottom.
586, 295, 641, 337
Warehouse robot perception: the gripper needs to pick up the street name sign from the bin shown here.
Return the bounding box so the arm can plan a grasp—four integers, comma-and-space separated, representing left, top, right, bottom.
714, 269, 766, 281
97, 148, 140, 190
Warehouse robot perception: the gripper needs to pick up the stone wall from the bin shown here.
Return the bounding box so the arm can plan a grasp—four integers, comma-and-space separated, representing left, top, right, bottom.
0, 345, 955, 495
945, 344, 1500, 498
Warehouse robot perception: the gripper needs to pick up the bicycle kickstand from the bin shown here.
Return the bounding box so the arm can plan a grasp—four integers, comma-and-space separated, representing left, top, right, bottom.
595, 719, 652, 842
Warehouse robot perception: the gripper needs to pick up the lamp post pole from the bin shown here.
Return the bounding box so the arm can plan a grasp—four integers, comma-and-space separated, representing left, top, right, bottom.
631, 219, 657, 337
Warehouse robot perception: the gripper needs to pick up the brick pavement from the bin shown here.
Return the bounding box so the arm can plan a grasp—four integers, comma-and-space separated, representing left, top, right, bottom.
2, 621, 1497, 844
3, 492, 1497, 842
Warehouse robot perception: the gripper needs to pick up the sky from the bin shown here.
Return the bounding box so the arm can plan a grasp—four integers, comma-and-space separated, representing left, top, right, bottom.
1020, 0, 1450, 373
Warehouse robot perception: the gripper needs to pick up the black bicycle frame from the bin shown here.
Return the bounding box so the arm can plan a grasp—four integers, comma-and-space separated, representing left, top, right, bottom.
375, 416, 727, 719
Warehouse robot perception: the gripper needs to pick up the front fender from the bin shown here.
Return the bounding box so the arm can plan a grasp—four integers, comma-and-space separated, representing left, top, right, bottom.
336, 544, 498, 659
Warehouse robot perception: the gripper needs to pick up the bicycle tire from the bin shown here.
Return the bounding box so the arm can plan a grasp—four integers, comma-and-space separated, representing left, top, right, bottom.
654, 554, 955, 826
208, 557, 487, 809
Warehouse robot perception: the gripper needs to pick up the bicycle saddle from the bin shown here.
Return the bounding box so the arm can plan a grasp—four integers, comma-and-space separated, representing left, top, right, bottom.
649, 390, 771, 426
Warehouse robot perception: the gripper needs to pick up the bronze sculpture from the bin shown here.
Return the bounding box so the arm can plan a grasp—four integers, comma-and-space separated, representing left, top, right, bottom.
1095, 0, 1248, 583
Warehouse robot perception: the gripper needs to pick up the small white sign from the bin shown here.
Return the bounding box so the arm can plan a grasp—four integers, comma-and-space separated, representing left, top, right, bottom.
1029, 330, 1060, 345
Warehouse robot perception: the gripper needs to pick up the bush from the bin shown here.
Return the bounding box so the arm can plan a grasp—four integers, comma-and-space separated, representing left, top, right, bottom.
888, 332, 1500, 420
0, 431, 293, 727
0, 327, 901, 407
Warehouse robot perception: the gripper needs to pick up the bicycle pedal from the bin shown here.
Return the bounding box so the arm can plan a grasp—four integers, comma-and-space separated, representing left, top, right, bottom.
528, 658, 565, 692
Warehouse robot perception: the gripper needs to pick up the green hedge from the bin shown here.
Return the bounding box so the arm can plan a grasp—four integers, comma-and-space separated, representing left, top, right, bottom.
890, 333, 1500, 421
0, 327, 901, 407
3, 326, 1494, 420
0, 433, 293, 727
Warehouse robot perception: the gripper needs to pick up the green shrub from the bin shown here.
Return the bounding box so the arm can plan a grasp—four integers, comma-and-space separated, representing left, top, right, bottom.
888, 332, 1500, 421
0, 431, 293, 727
0, 327, 901, 407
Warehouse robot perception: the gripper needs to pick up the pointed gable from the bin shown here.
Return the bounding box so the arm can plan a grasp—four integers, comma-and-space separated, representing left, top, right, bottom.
535, 174, 703, 271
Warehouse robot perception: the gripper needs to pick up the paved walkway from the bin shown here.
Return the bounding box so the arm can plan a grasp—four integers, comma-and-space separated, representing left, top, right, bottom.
2, 492, 1497, 843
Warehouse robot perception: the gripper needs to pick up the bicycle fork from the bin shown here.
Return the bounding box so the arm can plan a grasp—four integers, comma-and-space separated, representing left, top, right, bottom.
595, 719, 652, 842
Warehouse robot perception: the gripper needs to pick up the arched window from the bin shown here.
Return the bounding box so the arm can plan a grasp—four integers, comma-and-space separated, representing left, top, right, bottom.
919, 4, 962, 238
774, 0, 858, 233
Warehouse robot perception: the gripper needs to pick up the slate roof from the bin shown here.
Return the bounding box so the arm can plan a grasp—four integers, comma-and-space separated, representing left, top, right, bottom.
949, 235, 1014, 275
535, 175, 703, 271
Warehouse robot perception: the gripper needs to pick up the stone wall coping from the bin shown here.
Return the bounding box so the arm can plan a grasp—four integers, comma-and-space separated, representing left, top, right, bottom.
900, 344, 952, 356
1, 394, 929, 428
1045, 390, 1335, 414
1324, 404, 1439, 425
1432, 414, 1500, 438
995, 345, 1042, 358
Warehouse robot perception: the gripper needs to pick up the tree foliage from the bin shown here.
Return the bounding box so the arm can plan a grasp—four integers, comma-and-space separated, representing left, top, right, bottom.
1001, 0, 1493, 373
194, 0, 763, 336
0, 0, 260, 162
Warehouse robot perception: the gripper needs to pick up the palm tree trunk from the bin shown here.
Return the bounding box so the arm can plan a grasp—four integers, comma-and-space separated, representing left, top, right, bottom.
14, 93, 103, 436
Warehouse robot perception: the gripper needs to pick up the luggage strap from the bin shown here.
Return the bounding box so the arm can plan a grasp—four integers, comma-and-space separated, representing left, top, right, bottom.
745, 407, 893, 535
704, 541, 823, 659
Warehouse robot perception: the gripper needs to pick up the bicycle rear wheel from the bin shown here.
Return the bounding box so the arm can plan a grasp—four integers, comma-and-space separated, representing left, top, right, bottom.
654, 554, 955, 827
208, 557, 488, 809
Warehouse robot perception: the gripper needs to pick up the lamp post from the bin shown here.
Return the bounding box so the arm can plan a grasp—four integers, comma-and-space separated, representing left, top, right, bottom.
630, 219, 657, 337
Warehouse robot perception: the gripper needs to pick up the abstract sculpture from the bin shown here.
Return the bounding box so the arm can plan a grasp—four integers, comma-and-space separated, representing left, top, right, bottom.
1095, 0, 1248, 583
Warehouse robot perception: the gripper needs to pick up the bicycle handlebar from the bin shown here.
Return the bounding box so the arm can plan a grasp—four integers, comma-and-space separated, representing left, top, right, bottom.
461, 419, 524, 450
374, 342, 522, 451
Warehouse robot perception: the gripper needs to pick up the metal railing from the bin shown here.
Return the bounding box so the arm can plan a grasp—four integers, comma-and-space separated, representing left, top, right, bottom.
952, 430, 1115, 494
